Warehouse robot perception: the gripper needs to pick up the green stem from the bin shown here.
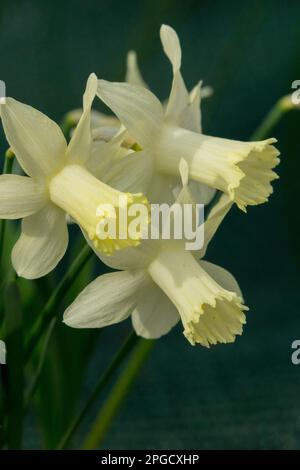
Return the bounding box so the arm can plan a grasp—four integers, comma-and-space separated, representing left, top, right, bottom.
25, 244, 93, 361
57, 331, 140, 450
0, 150, 14, 269
24, 317, 57, 410
82, 338, 155, 449
251, 94, 297, 141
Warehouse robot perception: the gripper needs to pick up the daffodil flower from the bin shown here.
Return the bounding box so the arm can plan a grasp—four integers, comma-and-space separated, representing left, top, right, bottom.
0, 74, 148, 279
90, 25, 216, 206
96, 25, 280, 211
63, 51, 146, 145
67, 26, 214, 205
66, 41, 211, 143
64, 166, 248, 347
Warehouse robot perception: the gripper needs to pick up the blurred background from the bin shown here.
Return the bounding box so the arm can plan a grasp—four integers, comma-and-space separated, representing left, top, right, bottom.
1, 0, 300, 450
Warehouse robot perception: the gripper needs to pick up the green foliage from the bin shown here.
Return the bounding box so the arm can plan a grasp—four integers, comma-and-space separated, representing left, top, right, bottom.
2, 281, 24, 449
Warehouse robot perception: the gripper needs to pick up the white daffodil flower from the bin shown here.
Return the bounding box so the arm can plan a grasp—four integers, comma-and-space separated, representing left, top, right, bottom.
64, 166, 248, 348
90, 25, 216, 206
0, 74, 148, 279
63, 52, 144, 144
67, 26, 212, 151
96, 25, 280, 211
125, 47, 212, 103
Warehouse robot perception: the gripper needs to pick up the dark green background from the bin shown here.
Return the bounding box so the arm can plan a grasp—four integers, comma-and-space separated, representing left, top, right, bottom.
1, 0, 300, 450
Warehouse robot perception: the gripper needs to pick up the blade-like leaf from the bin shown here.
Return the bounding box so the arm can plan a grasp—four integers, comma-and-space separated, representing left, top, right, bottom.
3, 280, 24, 449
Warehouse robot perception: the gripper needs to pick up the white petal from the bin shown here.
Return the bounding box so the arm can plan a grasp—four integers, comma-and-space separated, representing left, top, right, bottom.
200, 260, 243, 299
97, 80, 164, 148
92, 125, 122, 142
12, 204, 68, 279
146, 173, 178, 205
87, 128, 129, 179
0, 98, 67, 178
67, 73, 98, 164
66, 109, 120, 130
86, 140, 114, 178
0, 174, 47, 219
103, 150, 154, 194
189, 181, 216, 205
88, 235, 156, 272
201, 85, 213, 99
179, 157, 189, 187
179, 81, 202, 133
160, 24, 190, 125
160, 24, 182, 72
165, 72, 190, 125
132, 282, 179, 339
63, 269, 149, 328
125, 51, 148, 88
200, 193, 233, 258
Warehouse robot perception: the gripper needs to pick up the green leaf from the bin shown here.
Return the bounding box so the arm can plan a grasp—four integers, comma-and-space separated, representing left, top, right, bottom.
3, 280, 24, 449
82, 338, 155, 450
33, 237, 99, 449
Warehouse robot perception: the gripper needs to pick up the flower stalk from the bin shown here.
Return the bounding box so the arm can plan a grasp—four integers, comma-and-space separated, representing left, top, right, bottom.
0, 149, 14, 270
57, 331, 140, 450
81, 337, 155, 450
251, 94, 299, 141
25, 244, 93, 361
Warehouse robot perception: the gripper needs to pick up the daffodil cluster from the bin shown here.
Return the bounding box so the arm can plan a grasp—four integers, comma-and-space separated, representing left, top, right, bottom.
0, 25, 279, 347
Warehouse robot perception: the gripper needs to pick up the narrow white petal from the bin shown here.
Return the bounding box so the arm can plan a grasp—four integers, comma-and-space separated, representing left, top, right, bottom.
67, 73, 98, 164
0, 98, 67, 177
97, 80, 164, 148
179, 157, 189, 187
63, 269, 149, 328
165, 71, 190, 125
168, 176, 216, 206
0, 174, 47, 219
199, 193, 233, 258
179, 81, 202, 133
125, 51, 148, 88
160, 24, 182, 72
132, 282, 179, 339
201, 85, 213, 98
160, 24, 190, 125
12, 204, 68, 279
